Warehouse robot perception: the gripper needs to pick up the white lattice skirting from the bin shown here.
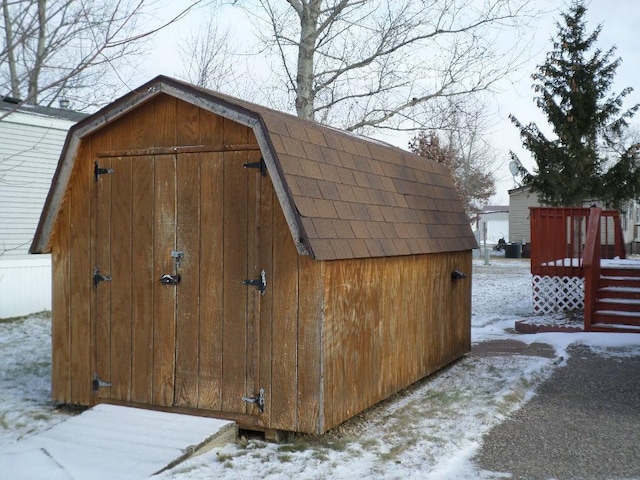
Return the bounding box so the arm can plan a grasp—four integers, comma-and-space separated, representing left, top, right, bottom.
532, 275, 584, 313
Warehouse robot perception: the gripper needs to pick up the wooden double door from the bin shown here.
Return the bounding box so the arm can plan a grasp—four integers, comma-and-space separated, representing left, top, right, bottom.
93, 151, 268, 416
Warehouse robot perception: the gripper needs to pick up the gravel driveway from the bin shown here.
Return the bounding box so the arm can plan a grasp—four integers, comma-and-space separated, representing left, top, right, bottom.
474, 344, 640, 480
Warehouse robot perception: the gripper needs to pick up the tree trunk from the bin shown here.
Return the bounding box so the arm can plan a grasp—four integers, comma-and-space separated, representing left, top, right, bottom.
28, 0, 48, 103
2, 0, 20, 98
294, 2, 319, 121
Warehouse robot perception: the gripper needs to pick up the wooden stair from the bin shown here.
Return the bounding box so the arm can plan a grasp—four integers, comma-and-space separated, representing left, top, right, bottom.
591, 265, 640, 332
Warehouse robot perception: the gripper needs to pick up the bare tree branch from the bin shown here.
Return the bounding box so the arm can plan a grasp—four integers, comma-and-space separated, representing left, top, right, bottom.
177, 13, 234, 90
0, 0, 206, 110
231, 0, 538, 132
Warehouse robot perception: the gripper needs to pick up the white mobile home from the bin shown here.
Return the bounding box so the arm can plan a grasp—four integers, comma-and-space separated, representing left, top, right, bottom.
0, 97, 85, 318
508, 185, 540, 244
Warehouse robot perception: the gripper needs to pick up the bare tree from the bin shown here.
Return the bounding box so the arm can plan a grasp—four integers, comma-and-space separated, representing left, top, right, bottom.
231, 0, 535, 132
409, 99, 497, 218
178, 14, 234, 91
0, 0, 205, 110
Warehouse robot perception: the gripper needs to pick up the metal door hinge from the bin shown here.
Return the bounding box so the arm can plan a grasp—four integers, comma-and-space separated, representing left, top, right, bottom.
243, 270, 266, 295
243, 157, 267, 177
92, 373, 112, 393
94, 162, 113, 182
242, 388, 265, 413
93, 267, 112, 288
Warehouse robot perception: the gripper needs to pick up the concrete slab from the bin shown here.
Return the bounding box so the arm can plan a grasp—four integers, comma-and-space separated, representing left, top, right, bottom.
0, 404, 236, 479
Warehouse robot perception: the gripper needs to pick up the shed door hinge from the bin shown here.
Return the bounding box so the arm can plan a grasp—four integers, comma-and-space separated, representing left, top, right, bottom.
242, 388, 265, 413
243, 157, 266, 177
94, 161, 113, 182
92, 373, 112, 393
93, 267, 111, 288
243, 270, 266, 295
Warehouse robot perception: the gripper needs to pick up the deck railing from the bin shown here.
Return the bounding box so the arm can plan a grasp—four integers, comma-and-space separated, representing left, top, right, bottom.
530, 207, 626, 278
582, 208, 603, 331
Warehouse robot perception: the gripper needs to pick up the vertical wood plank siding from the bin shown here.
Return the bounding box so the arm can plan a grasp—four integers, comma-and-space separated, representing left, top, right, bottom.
51, 202, 71, 402
197, 110, 225, 411
322, 251, 471, 430
50, 92, 470, 434
68, 140, 93, 405
91, 129, 113, 406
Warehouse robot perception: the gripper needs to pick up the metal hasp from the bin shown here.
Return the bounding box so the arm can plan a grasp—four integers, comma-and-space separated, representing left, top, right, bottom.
171, 250, 184, 269
93, 267, 111, 288
92, 373, 112, 393
243, 157, 267, 177
451, 270, 467, 280
243, 270, 267, 295
94, 161, 113, 182
160, 274, 181, 286
242, 388, 265, 413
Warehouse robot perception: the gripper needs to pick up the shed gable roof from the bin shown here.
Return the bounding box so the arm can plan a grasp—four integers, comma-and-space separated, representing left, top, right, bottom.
31, 76, 477, 259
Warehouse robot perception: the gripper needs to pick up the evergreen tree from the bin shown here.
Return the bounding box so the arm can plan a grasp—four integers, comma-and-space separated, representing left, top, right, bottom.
510, 0, 640, 208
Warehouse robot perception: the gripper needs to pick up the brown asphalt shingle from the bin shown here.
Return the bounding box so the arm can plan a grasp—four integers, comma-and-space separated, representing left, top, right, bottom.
245, 104, 478, 260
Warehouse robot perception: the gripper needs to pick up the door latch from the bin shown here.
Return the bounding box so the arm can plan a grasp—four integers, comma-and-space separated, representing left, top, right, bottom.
92, 373, 112, 393
160, 274, 181, 285
242, 388, 265, 413
243, 270, 266, 295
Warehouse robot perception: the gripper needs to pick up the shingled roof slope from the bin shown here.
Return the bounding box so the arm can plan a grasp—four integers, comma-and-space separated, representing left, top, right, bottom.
190, 81, 477, 260
263, 112, 475, 259
31, 76, 477, 260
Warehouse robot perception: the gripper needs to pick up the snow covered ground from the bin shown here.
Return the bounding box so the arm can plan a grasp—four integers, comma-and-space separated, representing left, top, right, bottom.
1, 258, 640, 479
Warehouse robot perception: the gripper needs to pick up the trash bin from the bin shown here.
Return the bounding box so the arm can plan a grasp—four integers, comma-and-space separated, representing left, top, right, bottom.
505, 242, 522, 258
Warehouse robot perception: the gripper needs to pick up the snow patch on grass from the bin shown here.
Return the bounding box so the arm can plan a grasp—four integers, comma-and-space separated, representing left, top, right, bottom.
0, 313, 72, 446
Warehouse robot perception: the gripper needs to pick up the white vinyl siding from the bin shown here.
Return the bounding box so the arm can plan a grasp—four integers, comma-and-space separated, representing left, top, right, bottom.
0, 113, 73, 260
0, 110, 74, 317
509, 187, 540, 243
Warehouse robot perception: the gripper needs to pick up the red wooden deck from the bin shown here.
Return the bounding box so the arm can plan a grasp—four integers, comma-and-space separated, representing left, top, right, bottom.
530, 207, 640, 332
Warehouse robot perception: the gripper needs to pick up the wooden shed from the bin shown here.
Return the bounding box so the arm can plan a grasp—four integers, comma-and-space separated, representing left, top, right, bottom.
30, 76, 477, 436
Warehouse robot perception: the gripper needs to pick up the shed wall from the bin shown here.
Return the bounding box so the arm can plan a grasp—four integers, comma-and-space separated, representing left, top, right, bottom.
49, 94, 325, 433
321, 250, 472, 430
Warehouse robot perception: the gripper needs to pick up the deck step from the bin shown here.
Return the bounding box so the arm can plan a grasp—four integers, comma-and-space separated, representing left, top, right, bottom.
590, 323, 640, 333
595, 297, 640, 312
598, 276, 640, 289
592, 310, 640, 328
600, 275, 640, 281
601, 267, 640, 275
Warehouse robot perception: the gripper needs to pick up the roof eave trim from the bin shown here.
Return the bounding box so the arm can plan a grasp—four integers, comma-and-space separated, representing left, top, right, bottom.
253, 126, 311, 257
30, 132, 81, 254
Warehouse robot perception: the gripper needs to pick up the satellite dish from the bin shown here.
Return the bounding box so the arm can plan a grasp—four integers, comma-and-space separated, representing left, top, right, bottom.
509, 159, 520, 177
508, 158, 528, 187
